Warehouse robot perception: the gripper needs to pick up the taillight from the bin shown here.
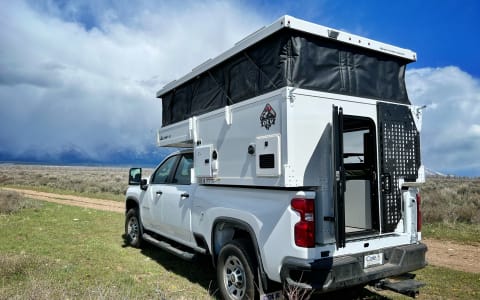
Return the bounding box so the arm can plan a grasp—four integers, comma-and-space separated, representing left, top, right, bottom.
291, 198, 315, 248
416, 193, 422, 232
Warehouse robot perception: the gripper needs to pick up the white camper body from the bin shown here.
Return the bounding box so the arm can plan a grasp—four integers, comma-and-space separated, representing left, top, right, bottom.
157, 87, 424, 188
156, 85, 425, 247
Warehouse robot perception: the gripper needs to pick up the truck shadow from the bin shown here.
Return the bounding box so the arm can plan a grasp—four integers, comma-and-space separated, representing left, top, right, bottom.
135, 242, 219, 297
123, 235, 392, 300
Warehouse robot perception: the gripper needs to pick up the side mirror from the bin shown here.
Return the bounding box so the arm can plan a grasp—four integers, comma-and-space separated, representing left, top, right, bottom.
129, 168, 142, 185
140, 179, 148, 191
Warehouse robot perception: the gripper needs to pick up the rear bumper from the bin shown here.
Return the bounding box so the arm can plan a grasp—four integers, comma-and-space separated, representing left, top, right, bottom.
280, 242, 427, 292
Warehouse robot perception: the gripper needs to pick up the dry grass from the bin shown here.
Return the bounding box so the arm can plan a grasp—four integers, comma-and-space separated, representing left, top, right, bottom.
0, 164, 153, 201
422, 177, 480, 224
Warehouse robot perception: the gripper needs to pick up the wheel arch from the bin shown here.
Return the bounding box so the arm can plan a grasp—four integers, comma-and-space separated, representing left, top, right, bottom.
211, 217, 269, 291
125, 197, 139, 214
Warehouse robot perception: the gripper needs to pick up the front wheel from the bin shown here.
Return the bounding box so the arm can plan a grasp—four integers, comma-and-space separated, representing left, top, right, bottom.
217, 240, 257, 300
125, 208, 142, 248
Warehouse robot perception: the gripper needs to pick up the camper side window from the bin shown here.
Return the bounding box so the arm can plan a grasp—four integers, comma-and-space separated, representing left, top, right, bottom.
151, 156, 178, 184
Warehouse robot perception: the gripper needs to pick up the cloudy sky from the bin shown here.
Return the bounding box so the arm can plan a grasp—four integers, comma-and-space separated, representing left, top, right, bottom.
1, 0, 479, 176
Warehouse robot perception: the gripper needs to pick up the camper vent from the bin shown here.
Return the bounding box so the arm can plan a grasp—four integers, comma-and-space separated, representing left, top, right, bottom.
259, 154, 275, 169
256, 134, 281, 177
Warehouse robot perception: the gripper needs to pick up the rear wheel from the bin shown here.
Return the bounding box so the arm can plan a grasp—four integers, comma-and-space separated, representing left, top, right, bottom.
217, 239, 257, 300
125, 208, 142, 248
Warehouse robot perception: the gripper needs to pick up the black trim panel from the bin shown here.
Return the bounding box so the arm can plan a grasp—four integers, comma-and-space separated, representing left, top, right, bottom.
160, 29, 411, 126
280, 243, 427, 292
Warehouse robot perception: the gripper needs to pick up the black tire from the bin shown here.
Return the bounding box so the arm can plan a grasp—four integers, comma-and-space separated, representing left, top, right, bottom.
125, 208, 142, 248
217, 239, 257, 300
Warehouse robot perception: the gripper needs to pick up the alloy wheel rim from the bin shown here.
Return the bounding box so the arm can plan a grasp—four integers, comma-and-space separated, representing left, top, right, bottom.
128, 216, 139, 241
223, 255, 246, 299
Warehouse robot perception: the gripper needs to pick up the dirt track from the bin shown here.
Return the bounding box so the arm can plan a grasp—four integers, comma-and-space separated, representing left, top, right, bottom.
425, 239, 479, 273
2, 187, 124, 213
3, 187, 479, 274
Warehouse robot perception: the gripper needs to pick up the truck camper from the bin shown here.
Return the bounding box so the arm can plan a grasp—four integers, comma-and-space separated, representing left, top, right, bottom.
125, 15, 427, 299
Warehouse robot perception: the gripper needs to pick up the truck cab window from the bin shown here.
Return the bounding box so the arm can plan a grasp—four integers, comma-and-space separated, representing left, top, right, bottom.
151, 156, 178, 184
173, 154, 193, 185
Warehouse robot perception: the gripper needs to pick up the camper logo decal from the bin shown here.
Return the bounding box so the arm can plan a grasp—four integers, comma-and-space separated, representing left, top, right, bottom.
260, 103, 276, 130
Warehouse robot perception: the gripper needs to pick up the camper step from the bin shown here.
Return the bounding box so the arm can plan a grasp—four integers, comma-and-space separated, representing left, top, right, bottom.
143, 233, 196, 261
376, 276, 425, 298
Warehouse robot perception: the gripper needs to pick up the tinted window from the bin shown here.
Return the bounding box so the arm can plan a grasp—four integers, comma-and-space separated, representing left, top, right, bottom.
173, 154, 193, 185
151, 156, 178, 184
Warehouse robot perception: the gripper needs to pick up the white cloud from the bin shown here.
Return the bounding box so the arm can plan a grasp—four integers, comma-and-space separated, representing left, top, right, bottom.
469, 124, 480, 137
0, 0, 266, 160
406, 66, 480, 175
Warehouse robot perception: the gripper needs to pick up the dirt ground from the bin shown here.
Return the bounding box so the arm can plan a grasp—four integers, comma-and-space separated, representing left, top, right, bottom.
2, 187, 124, 213
424, 239, 479, 273
3, 187, 479, 274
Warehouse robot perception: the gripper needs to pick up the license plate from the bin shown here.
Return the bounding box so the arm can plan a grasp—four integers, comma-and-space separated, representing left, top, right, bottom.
261, 291, 283, 300
364, 253, 383, 268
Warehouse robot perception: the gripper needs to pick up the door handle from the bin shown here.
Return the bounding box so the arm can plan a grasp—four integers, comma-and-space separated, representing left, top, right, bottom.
180, 193, 189, 198
156, 191, 163, 195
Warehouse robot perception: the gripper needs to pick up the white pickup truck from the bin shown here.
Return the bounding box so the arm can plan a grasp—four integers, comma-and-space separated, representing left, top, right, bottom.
124, 15, 427, 299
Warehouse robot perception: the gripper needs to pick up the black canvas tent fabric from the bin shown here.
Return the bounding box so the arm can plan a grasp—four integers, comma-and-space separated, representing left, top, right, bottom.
160, 29, 411, 126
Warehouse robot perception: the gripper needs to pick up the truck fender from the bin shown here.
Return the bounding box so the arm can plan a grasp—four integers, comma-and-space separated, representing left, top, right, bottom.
125, 197, 140, 214
211, 217, 269, 291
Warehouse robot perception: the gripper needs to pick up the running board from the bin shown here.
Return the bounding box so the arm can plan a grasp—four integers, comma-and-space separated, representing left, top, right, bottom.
143, 233, 196, 261
374, 274, 425, 298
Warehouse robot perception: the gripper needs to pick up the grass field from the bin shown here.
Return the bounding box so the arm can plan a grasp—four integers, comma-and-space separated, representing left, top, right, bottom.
0, 164, 132, 201
0, 201, 215, 299
1, 200, 478, 300
1, 165, 479, 299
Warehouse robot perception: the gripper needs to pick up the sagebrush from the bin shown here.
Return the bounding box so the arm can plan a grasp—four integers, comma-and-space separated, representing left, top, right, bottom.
421, 177, 480, 224
0, 189, 41, 214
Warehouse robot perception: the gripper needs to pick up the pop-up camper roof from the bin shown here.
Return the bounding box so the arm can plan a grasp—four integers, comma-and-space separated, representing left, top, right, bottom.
157, 15, 417, 127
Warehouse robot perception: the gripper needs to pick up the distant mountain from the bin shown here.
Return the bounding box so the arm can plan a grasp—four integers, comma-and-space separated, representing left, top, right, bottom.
424, 167, 455, 177
0, 146, 175, 167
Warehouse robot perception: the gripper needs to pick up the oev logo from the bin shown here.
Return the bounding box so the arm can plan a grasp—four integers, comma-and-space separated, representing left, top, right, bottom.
260, 103, 276, 130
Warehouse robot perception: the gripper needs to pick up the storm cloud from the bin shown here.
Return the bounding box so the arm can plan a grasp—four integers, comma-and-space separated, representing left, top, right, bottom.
0, 0, 265, 161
